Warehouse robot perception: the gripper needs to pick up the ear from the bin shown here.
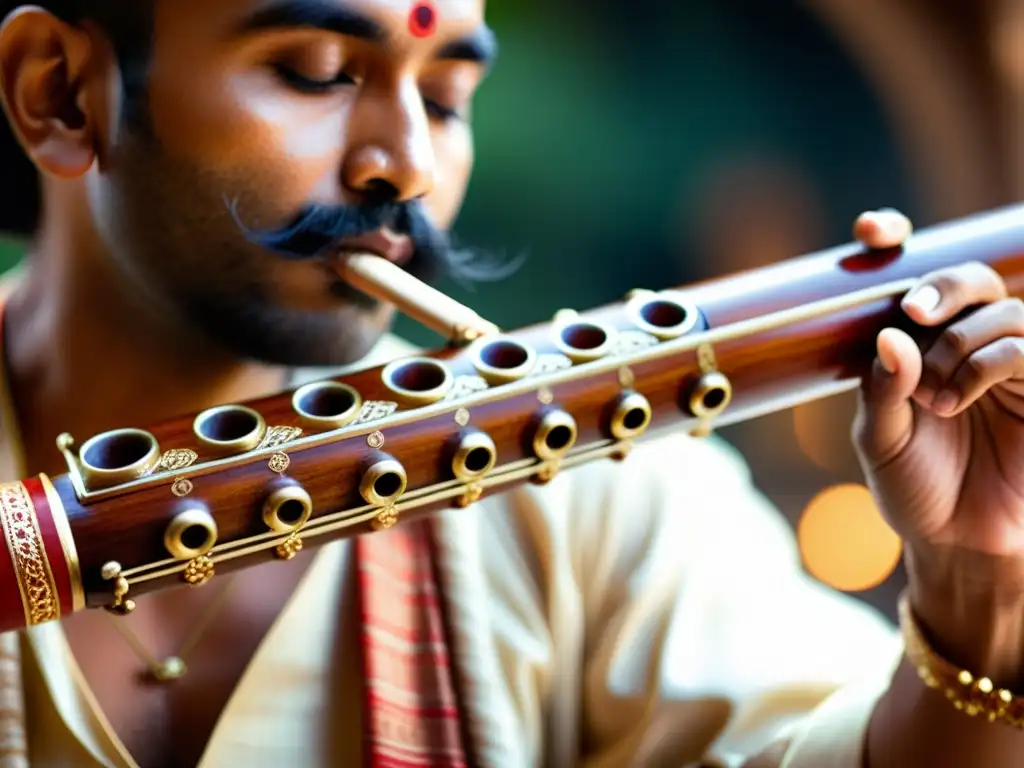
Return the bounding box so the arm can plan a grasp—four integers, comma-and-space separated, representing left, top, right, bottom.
0, 8, 100, 179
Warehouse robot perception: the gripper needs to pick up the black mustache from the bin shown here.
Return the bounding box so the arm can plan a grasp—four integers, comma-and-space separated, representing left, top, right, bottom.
229, 198, 522, 287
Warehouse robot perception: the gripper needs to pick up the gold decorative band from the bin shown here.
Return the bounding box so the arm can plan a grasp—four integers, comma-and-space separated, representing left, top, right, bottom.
901, 592, 1024, 727
0, 482, 59, 626
40, 474, 83, 613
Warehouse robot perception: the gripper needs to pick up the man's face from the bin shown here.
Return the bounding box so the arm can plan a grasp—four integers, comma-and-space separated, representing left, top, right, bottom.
93, 0, 492, 366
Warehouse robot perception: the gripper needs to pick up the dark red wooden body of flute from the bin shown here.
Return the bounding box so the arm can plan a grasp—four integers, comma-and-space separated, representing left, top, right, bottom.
3, 203, 1024, 633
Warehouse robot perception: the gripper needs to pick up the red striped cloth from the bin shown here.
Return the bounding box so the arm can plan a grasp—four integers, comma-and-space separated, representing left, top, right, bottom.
356, 520, 468, 767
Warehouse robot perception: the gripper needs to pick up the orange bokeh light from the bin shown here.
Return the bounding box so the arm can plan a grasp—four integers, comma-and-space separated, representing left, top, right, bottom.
797, 483, 902, 592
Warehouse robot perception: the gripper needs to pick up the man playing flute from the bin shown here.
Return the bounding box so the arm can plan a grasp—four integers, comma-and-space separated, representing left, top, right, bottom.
0, 1, 1022, 766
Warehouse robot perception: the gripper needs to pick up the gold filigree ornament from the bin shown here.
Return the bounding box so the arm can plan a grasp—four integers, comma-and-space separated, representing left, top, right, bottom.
274, 534, 303, 560
353, 400, 399, 425
610, 330, 660, 356
155, 449, 199, 474
267, 452, 290, 474
183, 555, 215, 587
457, 483, 483, 508
529, 354, 573, 377
444, 375, 489, 401
535, 460, 561, 484
370, 506, 399, 531
171, 477, 193, 497
0, 481, 60, 625
257, 426, 303, 451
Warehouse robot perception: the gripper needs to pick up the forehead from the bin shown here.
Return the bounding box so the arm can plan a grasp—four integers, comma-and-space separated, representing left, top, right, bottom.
156, 0, 487, 41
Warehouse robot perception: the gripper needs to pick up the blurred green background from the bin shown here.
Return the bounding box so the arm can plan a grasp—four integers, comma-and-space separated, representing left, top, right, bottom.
403, 0, 914, 345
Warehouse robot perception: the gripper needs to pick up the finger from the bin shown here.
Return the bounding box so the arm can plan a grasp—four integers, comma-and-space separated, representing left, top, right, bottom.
901, 262, 1008, 327
853, 208, 913, 249
853, 327, 922, 465
932, 337, 1024, 416
917, 298, 1024, 407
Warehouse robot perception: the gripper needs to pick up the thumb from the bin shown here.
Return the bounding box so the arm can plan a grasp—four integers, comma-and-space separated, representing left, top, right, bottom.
854, 327, 922, 466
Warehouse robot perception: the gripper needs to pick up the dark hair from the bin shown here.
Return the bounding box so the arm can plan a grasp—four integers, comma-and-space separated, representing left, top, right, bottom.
0, 1, 152, 236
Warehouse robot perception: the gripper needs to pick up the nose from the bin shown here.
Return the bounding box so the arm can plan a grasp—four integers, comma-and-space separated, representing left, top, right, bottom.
342, 79, 436, 204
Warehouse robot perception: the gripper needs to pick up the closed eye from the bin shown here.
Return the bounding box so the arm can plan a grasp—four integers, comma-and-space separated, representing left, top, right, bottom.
273, 63, 462, 122
273, 63, 356, 93
424, 99, 460, 122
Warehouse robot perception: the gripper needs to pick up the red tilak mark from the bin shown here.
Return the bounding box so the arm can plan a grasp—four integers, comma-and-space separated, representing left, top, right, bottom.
408, 0, 437, 37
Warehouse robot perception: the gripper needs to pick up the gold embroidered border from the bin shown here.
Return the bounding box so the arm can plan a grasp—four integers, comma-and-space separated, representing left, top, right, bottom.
40, 474, 84, 612
0, 482, 59, 625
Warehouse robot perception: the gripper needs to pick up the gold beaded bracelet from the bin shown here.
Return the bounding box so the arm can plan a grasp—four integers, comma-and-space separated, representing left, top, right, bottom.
899, 593, 1024, 727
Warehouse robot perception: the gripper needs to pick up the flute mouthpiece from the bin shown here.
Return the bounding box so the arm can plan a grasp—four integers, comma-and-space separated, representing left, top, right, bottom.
333, 252, 500, 345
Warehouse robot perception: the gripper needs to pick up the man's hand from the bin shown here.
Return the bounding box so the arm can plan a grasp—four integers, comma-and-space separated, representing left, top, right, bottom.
850, 208, 1024, 684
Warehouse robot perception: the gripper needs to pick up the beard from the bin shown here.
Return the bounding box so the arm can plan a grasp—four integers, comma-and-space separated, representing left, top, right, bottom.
89, 125, 516, 368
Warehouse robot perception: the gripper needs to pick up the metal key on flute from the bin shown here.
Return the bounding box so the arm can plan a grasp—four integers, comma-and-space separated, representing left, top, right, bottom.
2, 203, 1023, 634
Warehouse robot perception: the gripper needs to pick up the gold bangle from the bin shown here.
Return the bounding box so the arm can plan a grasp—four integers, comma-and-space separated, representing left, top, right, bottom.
899, 592, 1024, 727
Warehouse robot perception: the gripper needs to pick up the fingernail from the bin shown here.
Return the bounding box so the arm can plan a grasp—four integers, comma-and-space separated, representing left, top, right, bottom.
903, 284, 941, 314
876, 210, 900, 233
932, 390, 958, 414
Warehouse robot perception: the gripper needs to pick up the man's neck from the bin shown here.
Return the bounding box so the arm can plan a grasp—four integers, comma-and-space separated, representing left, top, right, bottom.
2, 222, 290, 478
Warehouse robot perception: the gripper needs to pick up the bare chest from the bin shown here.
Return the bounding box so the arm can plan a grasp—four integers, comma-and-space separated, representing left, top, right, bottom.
61, 556, 316, 768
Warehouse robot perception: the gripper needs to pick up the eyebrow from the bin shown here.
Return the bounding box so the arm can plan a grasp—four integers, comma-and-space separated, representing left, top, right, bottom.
236, 0, 499, 67
438, 27, 499, 69
236, 0, 387, 41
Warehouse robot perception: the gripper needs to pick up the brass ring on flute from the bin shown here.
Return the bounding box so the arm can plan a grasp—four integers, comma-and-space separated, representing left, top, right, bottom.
381, 358, 454, 406
164, 506, 218, 560
451, 430, 498, 481
626, 291, 700, 341
291, 380, 363, 431
77, 429, 161, 490
192, 405, 267, 456
471, 337, 537, 385
360, 457, 408, 506
609, 391, 653, 441
262, 482, 314, 533
689, 371, 733, 419
532, 409, 578, 461
553, 320, 615, 363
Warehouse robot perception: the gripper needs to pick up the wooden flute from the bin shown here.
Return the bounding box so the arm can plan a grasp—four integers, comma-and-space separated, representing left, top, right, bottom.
2, 203, 1023, 633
